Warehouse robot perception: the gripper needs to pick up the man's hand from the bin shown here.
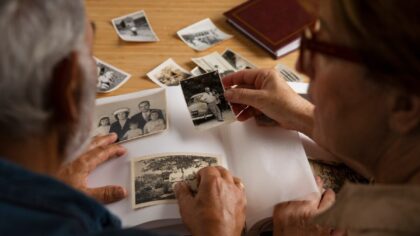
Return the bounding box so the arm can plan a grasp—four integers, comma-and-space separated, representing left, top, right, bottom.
175, 166, 247, 236
223, 69, 314, 137
56, 133, 127, 204
273, 177, 345, 236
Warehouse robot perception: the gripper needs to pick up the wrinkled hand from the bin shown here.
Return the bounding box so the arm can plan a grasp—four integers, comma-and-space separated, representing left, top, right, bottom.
273, 177, 345, 236
56, 133, 127, 204
223, 69, 314, 137
175, 166, 247, 236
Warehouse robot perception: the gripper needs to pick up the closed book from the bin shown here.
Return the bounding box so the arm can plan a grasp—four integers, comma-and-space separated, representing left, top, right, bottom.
224, 0, 316, 58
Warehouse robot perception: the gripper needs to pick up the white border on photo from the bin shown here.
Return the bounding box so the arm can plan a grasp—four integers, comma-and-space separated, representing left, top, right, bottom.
275, 63, 302, 82
180, 71, 236, 131
111, 10, 159, 42
94, 88, 168, 143
95, 57, 131, 93
221, 49, 258, 70
147, 58, 192, 87
131, 152, 220, 209
191, 52, 237, 77
177, 18, 233, 51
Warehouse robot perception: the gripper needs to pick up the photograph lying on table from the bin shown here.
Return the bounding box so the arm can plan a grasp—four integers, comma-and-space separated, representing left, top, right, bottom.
93, 88, 167, 142
147, 58, 192, 87
112, 10, 159, 42
275, 63, 302, 82
222, 49, 258, 70
190, 66, 206, 76
177, 18, 233, 51
180, 71, 236, 131
192, 52, 237, 78
95, 58, 131, 93
131, 153, 219, 209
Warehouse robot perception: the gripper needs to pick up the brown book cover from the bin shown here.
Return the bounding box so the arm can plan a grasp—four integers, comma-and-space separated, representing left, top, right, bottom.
224, 0, 316, 58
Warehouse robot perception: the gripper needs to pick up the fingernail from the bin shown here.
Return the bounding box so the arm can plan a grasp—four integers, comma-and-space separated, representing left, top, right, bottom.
224, 90, 233, 100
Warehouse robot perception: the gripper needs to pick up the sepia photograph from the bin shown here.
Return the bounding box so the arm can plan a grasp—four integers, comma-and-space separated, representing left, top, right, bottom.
180, 71, 236, 131
177, 18, 233, 51
95, 58, 131, 93
222, 49, 258, 71
131, 153, 219, 209
94, 89, 167, 142
275, 63, 302, 82
112, 10, 159, 42
147, 58, 192, 87
192, 52, 237, 78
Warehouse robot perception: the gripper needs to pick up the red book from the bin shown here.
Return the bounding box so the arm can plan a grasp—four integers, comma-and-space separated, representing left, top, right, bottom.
224, 0, 316, 59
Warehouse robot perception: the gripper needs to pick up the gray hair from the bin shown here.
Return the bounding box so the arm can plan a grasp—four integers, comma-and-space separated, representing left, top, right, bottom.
0, 0, 87, 139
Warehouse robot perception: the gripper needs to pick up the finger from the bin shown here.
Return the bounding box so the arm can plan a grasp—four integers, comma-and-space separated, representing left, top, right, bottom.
86, 185, 127, 204
214, 166, 234, 183
315, 176, 325, 193
88, 133, 118, 151
317, 189, 335, 213
222, 69, 269, 88
197, 167, 222, 189
174, 182, 194, 216
233, 177, 245, 190
82, 144, 127, 173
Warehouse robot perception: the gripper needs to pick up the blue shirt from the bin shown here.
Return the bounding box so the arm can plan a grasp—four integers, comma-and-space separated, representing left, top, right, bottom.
0, 159, 159, 236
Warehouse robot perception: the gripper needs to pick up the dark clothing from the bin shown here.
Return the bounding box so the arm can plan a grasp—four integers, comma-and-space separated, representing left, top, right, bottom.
109, 119, 131, 141
0, 159, 159, 236
131, 109, 164, 130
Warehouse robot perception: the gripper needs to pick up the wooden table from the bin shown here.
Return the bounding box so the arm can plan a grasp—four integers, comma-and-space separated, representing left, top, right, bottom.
86, 0, 303, 98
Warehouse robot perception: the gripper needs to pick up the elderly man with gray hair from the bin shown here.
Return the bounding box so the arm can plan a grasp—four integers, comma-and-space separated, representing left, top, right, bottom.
0, 0, 246, 235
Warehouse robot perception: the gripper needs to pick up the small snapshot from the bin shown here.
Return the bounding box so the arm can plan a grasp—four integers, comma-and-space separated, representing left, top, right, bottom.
131, 153, 219, 209
275, 63, 303, 82
147, 58, 192, 87
222, 49, 257, 70
192, 52, 237, 77
95, 58, 131, 93
112, 10, 159, 42
180, 71, 236, 131
190, 67, 206, 76
177, 18, 233, 51
94, 89, 167, 142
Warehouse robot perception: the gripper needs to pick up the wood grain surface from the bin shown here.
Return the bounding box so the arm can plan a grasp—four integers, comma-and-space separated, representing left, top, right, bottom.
86, 0, 304, 98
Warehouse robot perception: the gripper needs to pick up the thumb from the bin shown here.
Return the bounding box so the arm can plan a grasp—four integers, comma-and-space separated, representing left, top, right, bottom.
317, 189, 335, 213
86, 185, 127, 204
224, 88, 266, 108
175, 182, 194, 218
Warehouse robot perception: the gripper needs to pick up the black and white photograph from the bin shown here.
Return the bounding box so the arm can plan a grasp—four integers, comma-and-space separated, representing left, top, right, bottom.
275, 63, 303, 82
191, 52, 237, 78
112, 10, 159, 42
147, 58, 192, 87
222, 49, 258, 71
177, 18, 233, 51
95, 58, 131, 93
93, 89, 167, 142
190, 67, 206, 76
131, 153, 219, 209
180, 71, 236, 131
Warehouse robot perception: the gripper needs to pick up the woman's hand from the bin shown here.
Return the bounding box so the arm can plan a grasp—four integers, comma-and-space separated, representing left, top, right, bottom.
175, 166, 247, 236
56, 133, 127, 204
273, 177, 345, 236
223, 69, 314, 137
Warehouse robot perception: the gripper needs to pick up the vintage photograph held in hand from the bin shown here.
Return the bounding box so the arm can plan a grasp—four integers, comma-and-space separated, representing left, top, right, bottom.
180, 71, 236, 131
192, 52, 237, 78
222, 49, 258, 71
275, 63, 302, 82
177, 18, 233, 51
94, 89, 167, 142
131, 153, 219, 209
147, 58, 192, 87
112, 10, 159, 42
95, 58, 131, 93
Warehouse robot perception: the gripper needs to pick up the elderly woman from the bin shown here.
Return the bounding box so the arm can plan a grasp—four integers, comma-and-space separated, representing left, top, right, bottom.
221, 0, 420, 235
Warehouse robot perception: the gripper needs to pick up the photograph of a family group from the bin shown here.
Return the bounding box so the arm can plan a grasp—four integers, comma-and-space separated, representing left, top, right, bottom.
95, 58, 131, 93
93, 89, 167, 142
131, 153, 219, 209
112, 10, 159, 42
180, 71, 236, 131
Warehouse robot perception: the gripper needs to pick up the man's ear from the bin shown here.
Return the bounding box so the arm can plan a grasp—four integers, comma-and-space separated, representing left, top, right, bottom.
389, 91, 420, 134
50, 52, 83, 123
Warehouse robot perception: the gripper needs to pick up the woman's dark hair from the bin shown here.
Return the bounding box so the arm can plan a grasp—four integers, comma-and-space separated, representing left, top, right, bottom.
98, 117, 110, 127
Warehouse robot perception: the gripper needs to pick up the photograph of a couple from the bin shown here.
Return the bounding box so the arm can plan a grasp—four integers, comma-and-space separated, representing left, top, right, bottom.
94, 90, 167, 142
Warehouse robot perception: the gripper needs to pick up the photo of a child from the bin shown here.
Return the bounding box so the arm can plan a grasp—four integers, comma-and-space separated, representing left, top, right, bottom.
143, 111, 166, 134
123, 121, 144, 140
94, 116, 111, 136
